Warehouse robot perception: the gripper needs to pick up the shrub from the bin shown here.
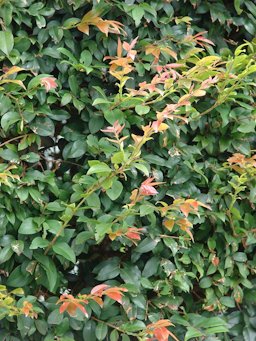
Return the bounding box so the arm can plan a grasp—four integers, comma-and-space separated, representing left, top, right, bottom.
0, 1, 255, 340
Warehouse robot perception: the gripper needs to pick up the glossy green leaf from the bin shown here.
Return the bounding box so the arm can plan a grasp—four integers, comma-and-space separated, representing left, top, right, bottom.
0, 31, 14, 55
18, 218, 38, 235
53, 242, 76, 263
106, 180, 123, 200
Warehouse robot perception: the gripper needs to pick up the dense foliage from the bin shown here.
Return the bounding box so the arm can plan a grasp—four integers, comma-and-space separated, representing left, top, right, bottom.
0, 0, 255, 340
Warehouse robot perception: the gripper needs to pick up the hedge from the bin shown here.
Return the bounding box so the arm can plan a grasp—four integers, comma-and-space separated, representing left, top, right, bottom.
0, 0, 255, 340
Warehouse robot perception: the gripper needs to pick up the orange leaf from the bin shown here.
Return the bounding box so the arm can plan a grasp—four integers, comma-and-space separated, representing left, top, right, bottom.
163, 219, 175, 231
117, 37, 123, 58
77, 22, 90, 34
57, 294, 88, 317
179, 203, 191, 217
108, 230, 123, 241
147, 319, 173, 330
183, 227, 194, 242
1, 66, 24, 79
125, 227, 143, 241
77, 10, 125, 36
22, 301, 33, 317
103, 287, 128, 304
91, 296, 104, 307
154, 327, 173, 341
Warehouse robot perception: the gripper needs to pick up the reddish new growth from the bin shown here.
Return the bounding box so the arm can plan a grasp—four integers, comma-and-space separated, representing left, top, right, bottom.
40, 77, 58, 92
101, 120, 125, 137
22, 301, 38, 319
129, 177, 163, 207
227, 153, 256, 167
140, 177, 161, 196
57, 284, 128, 317
125, 227, 143, 241
58, 294, 89, 317
146, 320, 176, 341
227, 153, 256, 174
109, 227, 144, 243
101, 120, 128, 146
77, 10, 125, 37
104, 37, 138, 79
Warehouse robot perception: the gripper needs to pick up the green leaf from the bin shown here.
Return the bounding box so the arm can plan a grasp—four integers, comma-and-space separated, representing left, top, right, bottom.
95, 322, 108, 341
30, 117, 55, 136
106, 180, 123, 200
34, 253, 58, 292
47, 309, 63, 325
237, 121, 256, 133
1, 111, 20, 131
6, 266, 31, 287
63, 140, 87, 159
199, 277, 212, 289
135, 237, 159, 254
30, 237, 49, 249
163, 238, 178, 256
87, 162, 111, 175
35, 319, 48, 335
61, 93, 72, 106
139, 204, 155, 217
95, 223, 112, 242
132, 6, 145, 27
185, 327, 203, 341
220, 296, 236, 308
10, 288, 24, 295
0, 148, 19, 161
111, 151, 125, 164
234, 0, 243, 14
233, 252, 247, 262
20, 152, 40, 163
95, 259, 120, 281
92, 98, 112, 106
69, 74, 79, 95
135, 104, 150, 115
86, 192, 101, 210
83, 320, 97, 341
53, 242, 76, 263
205, 326, 228, 334
142, 256, 159, 277
133, 163, 149, 176
121, 321, 145, 332
47, 202, 65, 211
18, 218, 38, 235
0, 31, 14, 55
0, 246, 13, 264
75, 231, 94, 244
80, 50, 93, 67
11, 240, 24, 256
104, 109, 124, 124
110, 330, 119, 341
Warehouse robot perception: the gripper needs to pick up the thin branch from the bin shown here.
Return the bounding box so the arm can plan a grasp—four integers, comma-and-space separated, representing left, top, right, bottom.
0, 135, 27, 148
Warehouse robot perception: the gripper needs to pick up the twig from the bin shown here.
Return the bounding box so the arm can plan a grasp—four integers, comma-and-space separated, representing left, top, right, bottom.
0, 135, 27, 148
